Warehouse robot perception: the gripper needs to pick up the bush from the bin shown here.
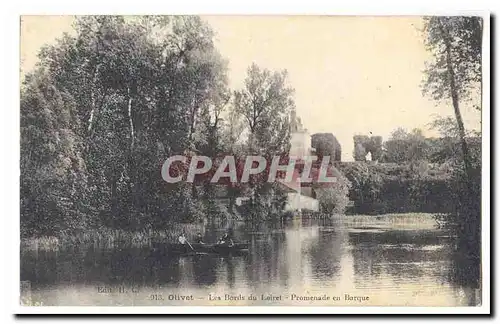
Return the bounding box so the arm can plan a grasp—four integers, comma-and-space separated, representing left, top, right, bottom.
314, 169, 351, 215
339, 162, 454, 214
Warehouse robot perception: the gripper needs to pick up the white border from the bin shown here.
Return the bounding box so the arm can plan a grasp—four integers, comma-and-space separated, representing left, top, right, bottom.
5, 1, 494, 15
2, 0, 492, 317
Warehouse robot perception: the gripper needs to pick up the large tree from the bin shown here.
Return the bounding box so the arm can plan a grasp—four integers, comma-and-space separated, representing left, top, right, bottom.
21, 16, 229, 234
234, 63, 295, 155
20, 70, 88, 236
231, 64, 296, 221
422, 16, 483, 288
422, 16, 482, 178
383, 128, 429, 163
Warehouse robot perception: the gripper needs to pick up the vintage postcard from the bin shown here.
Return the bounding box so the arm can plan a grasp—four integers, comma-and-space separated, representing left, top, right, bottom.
17, 14, 490, 314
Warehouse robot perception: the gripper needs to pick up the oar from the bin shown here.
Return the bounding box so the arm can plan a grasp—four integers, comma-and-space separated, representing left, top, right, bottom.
186, 240, 195, 252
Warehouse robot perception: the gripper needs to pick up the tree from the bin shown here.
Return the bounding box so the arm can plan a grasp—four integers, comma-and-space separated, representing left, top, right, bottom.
231, 64, 296, 221
234, 63, 295, 155
422, 16, 482, 288
311, 133, 342, 162
353, 135, 383, 162
422, 16, 482, 179
340, 163, 383, 214
353, 139, 367, 161
427, 116, 481, 164
383, 128, 429, 163
21, 69, 89, 236
314, 173, 351, 215
21, 16, 230, 234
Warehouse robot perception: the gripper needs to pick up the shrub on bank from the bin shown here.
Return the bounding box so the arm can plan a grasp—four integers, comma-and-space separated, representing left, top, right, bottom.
21, 223, 206, 252
339, 161, 455, 215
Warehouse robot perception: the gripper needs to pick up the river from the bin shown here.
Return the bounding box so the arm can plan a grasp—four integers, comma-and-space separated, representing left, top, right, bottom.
20, 216, 480, 307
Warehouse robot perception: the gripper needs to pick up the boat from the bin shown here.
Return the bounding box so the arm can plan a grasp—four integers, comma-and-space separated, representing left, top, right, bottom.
158, 242, 249, 255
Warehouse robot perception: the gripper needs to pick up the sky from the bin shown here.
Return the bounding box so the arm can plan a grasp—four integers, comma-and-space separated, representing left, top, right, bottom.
20, 15, 482, 161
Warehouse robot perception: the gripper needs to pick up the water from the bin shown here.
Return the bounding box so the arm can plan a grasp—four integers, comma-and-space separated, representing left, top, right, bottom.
20, 217, 480, 306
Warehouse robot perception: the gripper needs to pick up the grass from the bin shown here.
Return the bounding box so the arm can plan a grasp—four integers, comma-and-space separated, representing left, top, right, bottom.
21, 223, 205, 252
20, 295, 44, 306
21, 213, 445, 252
332, 212, 442, 229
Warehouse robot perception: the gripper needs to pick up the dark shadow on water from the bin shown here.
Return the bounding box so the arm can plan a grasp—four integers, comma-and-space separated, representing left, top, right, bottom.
20, 219, 477, 307
192, 254, 218, 287
307, 229, 342, 279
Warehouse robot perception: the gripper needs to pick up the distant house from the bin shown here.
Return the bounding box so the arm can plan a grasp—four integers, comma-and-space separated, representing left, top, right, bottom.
196, 125, 324, 214
282, 127, 320, 212
278, 179, 319, 212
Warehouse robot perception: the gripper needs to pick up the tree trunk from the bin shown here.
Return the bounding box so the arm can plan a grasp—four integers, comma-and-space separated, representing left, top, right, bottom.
440, 20, 480, 277
440, 21, 473, 181
127, 87, 135, 148
110, 177, 118, 227
87, 64, 101, 133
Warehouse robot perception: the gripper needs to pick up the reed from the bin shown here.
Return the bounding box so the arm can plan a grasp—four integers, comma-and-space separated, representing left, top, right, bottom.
21, 223, 205, 252
20, 236, 60, 252
333, 212, 440, 227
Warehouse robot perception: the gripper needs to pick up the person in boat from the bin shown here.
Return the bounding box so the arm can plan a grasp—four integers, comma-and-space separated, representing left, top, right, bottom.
195, 232, 205, 244
218, 232, 234, 246
178, 233, 187, 245
178, 233, 194, 252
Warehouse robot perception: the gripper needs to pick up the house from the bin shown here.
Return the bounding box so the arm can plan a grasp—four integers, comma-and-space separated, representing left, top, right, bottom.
282, 126, 320, 212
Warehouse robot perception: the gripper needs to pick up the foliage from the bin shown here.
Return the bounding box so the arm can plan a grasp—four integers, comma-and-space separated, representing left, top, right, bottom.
422, 17, 482, 287
422, 15, 481, 190
353, 135, 383, 161
381, 126, 480, 165
20, 70, 89, 236
422, 16, 482, 102
231, 63, 296, 221
383, 128, 429, 163
314, 171, 351, 215
339, 161, 456, 215
21, 16, 222, 235
21, 222, 205, 251
339, 162, 383, 213
21, 16, 303, 237
251, 183, 288, 222
234, 63, 295, 155
311, 133, 342, 161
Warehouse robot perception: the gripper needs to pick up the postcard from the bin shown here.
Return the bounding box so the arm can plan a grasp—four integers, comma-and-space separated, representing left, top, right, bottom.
17, 14, 490, 315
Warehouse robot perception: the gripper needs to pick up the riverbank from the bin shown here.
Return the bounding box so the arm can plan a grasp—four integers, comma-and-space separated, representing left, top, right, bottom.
21, 213, 442, 252
21, 223, 205, 252
333, 212, 442, 229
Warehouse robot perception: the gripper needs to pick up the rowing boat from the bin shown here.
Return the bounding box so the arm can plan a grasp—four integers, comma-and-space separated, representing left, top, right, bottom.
159, 242, 249, 254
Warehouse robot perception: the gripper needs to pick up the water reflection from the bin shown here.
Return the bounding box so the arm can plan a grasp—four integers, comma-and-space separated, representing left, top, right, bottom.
20, 219, 477, 306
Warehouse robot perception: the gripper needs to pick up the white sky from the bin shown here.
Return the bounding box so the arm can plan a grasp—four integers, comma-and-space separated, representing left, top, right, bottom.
20, 15, 482, 161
